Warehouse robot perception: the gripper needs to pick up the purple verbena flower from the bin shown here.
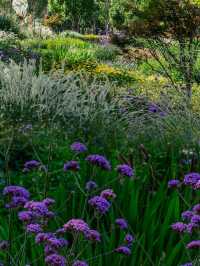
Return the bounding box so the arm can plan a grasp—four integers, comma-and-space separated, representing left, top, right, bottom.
186, 240, 200, 249
86, 154, 111, 170
186, 223, 199, 234
18, 211, 34, 223
46, 237, 68, 250
191, 214, 200, 225
70, 142, 87, 153
26, 224, 42, 234
171, 222, 186, 233
63, 161, 80, 172
100, 189, 116, 200
168, 179, 180, 188
88, 196, 111, 214
23, 160, 40, 172
181, 211, 194, 221
115, 246, 131, 256
3, 186, 30, 199
85, 229, 101, 242
24, 201, 49, 217
44, 245, 56, 256
115, 218, 128, 230
193, 204, 200, 214
117, 164, 134, 177
35, 233, 55, 244
45, 254, 66, 266
85, 181, 97, 191
124, 234, 135, 246
73, 260, 88, 266
63, 219, 89, 234
194, 180, 200, 190
184, 172, 200, 187
43, 198, 55, 207
6, 196, 28, 208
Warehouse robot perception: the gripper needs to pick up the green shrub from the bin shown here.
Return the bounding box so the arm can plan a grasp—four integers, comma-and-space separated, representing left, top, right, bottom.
0, 15, 19, 34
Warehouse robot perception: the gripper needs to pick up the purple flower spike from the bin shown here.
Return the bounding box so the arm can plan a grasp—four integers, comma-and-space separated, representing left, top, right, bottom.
180, 263, 193, 266
115, 218, 128, 230
63, 161, 80, 172
117, 164, 134, 177
171, 222, 186, 233
168, 179, 180, 188
86, 154, 111, 170
73, 260, 88, 266
186, 240, 200, 249
70, 142, 87, 153
115, 246, 131, 256
45, 254, 66, 266
88, 196, 111, 214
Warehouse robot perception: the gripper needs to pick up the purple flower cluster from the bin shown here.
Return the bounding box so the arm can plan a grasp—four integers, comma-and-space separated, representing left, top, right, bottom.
85, 180, 98, 191
63, 219, 89, 234
100, 189, 116, 200
171, 202, 200, 252
18, 198, 55, 237
23, 160, 40, 172
73, 261, 88, 266
184, 172, 200, 188
168, 179, 180, 188
115, 218, 128, 230
45, 254, 66, 266
70, 142, 87, 153
63, 218, 101, 243
115, 217, 134, 255
86, 154, 111, 170
63, 160, 80, 172
3, 185, 30, 208
88, 196, 111, 214
116, 164, 134, 177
